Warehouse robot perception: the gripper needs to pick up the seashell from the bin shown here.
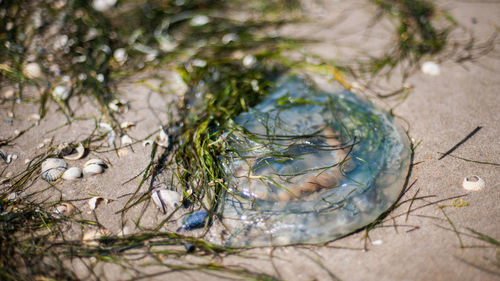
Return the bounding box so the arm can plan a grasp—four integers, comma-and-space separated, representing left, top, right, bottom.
85, 158, 106, 167
242, 55, 257, 68
7, 192, 19, 201
113, 48, 128, 65
53, 85, 70, 101
6, 154, 16, 164
462, 175, 486, 191
82, 228, 111, 245
88, 196, 108, 211
23, 62, 43, 79
92, 0, 117, 12
41, 158, 67, 182
121, 135, 133, 146
180, 210, 209, 231
421, 61, 440, 76
156, 127, 169, 148
151, 189, 181, 213
190, 15, 210, 26
108, 99, 128, 113
62, 167, 82, 180
62, 143, 85, 160
83, 164, 104, 175
54, 203, 76, 216
120, 121, 135, 129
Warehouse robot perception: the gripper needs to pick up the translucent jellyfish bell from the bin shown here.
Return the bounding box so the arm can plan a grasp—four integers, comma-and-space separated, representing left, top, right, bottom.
218, 75, 411, 247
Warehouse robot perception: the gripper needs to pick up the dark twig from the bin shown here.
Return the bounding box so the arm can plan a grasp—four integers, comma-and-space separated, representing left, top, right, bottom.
438, 126, 482, 160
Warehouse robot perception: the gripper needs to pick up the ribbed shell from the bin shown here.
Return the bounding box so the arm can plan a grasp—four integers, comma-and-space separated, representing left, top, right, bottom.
41, 158, 67, 182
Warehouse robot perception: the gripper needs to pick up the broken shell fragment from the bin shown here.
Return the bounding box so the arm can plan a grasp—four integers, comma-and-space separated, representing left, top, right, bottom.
41, 158, 67, 182
88, 196, 108, 211
62, 167, 83, 180
54, 203, 76, 216
156, 127, 169, 147
151, 189, 181, 213
462, 175, 486, 191
63, 143, 85, 160
83, 159, 107, 175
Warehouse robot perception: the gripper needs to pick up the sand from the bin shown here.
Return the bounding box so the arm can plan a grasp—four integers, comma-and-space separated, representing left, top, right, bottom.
0, 0, 499, 280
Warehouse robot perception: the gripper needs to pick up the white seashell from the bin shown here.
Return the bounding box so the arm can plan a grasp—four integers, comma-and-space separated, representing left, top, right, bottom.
243, 55, 257, 68
222, 33, 238, 44
62, 167, 83, 180
63, 143, 85, 160
113, 48, 128, 65
151, 189, 181, 213
462, 175, 486, 191
108, 99, 128, 112
54, 203, 76, 216
121, 135, 133, 145
88, 196, 108, 211
120, 121, 135, 129
41, 158, 67, 182
7, 192, 19, 201
190, 15, 210, 26
23, 62, 43, 79
156, 127, 169, 147
421, 61, 440, 76
53, 85, 70, 101
192, 59, 207, 68
84, 158, 106, 167
92, 0, 117, 12
83, 159, 106, 175
83, 164, 104, 175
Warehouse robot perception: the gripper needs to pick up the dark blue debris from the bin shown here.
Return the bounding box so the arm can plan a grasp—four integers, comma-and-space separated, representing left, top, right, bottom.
7, 119, 13, 124
184, 243, 196, 253
180, 210, 210, 231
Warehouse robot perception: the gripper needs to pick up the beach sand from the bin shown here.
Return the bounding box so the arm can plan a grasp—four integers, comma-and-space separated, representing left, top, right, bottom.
0, 1, 498, 280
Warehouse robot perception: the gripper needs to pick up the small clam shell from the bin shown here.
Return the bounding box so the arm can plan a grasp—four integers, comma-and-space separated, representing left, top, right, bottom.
63, 143, 85, 160
62, 167, 83, 180
83, 164, 104, 175
85, 158, 105, 166
54, 203, 76, 216
462, 175, 486, 191
151, 189, 181, 213
23, 62, 43, 79
41, 158, 67, 182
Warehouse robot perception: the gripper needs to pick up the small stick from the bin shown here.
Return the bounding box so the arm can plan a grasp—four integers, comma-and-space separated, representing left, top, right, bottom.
438, 126, 482, 160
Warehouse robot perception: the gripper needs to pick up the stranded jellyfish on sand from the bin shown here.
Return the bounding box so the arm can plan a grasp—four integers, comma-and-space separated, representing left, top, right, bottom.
216, 75, 411, 247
